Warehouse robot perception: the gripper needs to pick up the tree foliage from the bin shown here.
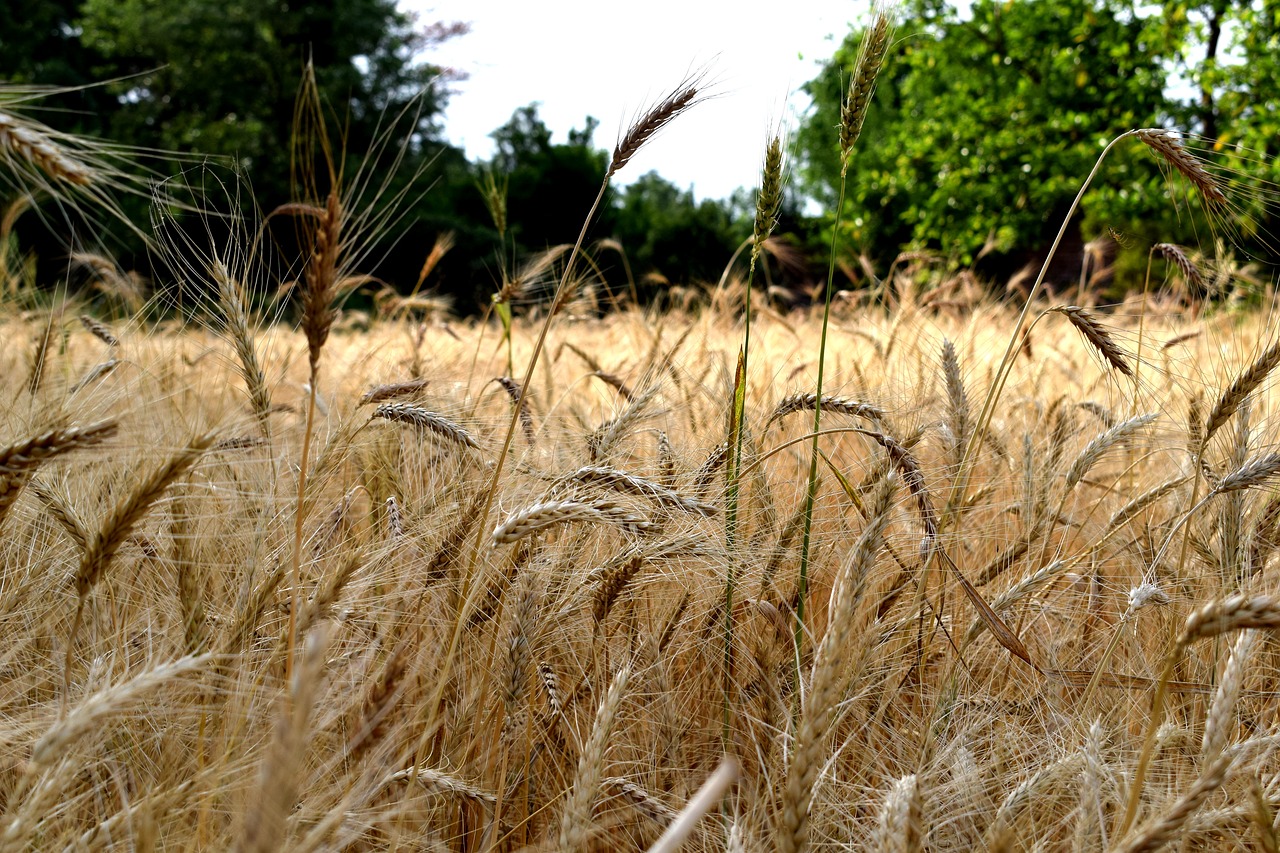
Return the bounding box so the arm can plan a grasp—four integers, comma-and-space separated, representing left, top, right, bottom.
796, 0, 1280, 282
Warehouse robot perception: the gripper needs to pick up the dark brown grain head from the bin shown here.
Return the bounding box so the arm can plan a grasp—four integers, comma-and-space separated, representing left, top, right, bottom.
609, 79, 702, 179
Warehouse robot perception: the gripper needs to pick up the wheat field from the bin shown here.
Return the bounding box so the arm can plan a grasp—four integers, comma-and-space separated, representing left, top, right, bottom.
3, 277, 1280, 851
6, 14, 1280, 849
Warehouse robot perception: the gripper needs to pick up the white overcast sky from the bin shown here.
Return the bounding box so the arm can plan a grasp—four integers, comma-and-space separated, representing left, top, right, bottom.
402, 1, 873, 201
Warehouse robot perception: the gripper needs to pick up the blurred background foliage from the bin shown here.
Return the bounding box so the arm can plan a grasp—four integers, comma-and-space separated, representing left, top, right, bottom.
1, 0, 1278, 311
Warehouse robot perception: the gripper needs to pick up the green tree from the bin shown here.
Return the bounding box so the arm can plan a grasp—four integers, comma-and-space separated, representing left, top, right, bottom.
75, 0, 465, 210
490, 104, 610, 254
611, 172, 741, 293
796, 0, 1176, 271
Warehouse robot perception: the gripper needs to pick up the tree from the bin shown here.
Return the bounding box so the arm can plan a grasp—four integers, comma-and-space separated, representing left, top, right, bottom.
490, 104, 609, 254
796, 0, 1177, 274
74, 0, 466, 210
610, 172, 740, 294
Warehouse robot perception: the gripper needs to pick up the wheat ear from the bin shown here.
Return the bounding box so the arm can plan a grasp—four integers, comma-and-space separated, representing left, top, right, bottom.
779, 475, 895, 853
78, 314, 118, 347
1115, 751, 1233, 853
1050, 305, 1134, 377
608, 82, 701, 178
0, 109, 94, 185
1204, 340, 1280, 445
557, 666, 630, 853
873, 774, 923, 853
359, 377, 429, 405
1136, 129, 1228, 207
236, 623, 329, 853
373, 402, 481, 450
491, 499, 652, 546
0, 420, 118, 523
1201, 630, 1256, 765
840, 7, 894, 166
211, 260, 272, 436
32, 655, 210, 767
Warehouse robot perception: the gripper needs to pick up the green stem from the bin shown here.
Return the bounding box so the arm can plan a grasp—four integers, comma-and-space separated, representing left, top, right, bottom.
795, 176, 850, 678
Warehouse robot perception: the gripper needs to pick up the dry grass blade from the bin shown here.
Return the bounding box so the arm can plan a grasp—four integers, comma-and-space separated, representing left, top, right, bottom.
373, 402, 480, 450
1050, 306, 1134, 377
647, 758, 738, 853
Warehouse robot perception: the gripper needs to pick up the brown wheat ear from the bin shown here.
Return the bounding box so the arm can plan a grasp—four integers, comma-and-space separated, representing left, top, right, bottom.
609, 78, 703, 179
1203, 339, 1280, 445
1153, 243, 1202, 290
78, 314, 118, 347
1136, 129, 1228, 207
1051, 305, 1134, 377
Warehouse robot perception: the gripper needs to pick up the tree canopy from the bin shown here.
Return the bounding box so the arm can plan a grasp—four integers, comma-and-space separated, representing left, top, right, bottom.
794, 0, 1280, 283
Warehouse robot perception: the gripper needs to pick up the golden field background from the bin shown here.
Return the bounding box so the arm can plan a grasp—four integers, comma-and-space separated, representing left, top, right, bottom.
3, 283, 1280, 851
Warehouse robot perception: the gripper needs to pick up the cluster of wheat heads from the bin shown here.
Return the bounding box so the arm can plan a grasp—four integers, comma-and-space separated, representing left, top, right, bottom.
5, 271, 1280, 850
10, 23, 1280, 853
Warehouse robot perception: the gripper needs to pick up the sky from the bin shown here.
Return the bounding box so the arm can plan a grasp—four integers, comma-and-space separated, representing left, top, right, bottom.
402, 1, 873, 202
